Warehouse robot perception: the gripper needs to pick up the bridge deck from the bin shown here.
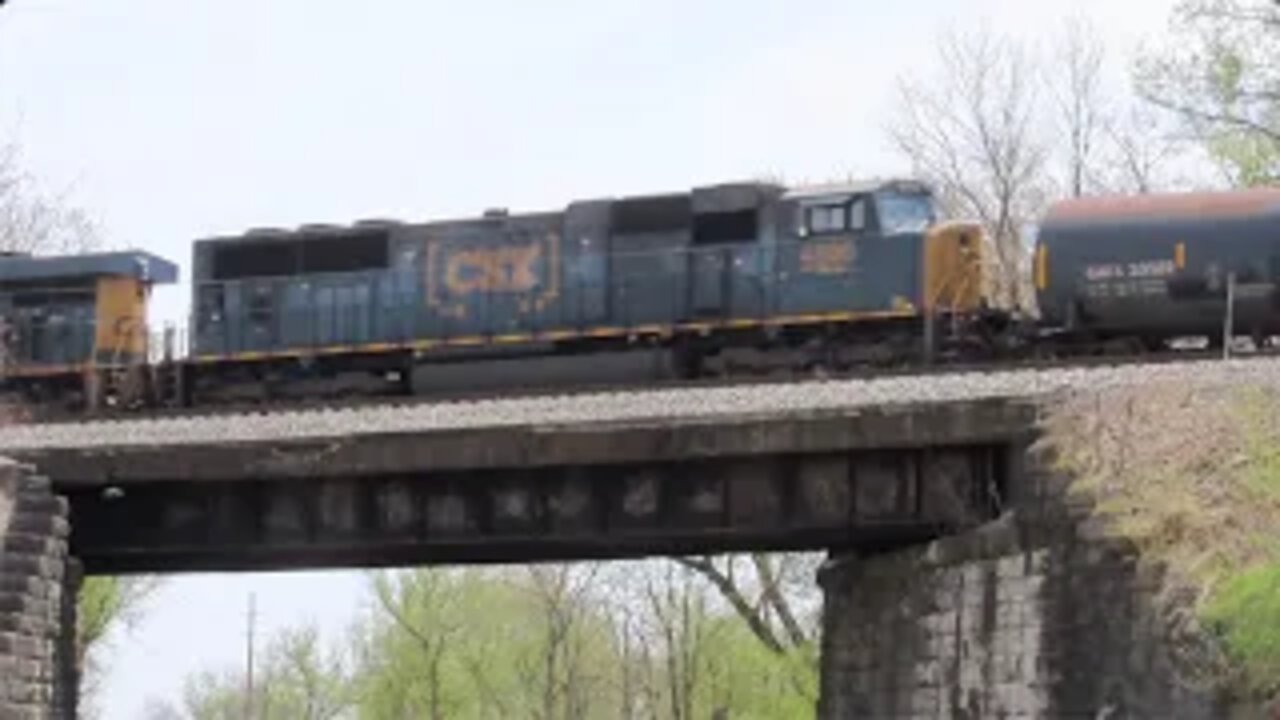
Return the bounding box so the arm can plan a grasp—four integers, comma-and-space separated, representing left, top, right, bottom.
2, 357, 1274, 574
2, 356, 1269, 455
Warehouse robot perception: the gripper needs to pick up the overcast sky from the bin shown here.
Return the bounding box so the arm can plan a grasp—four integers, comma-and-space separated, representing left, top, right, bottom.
0, 1, 1175, 715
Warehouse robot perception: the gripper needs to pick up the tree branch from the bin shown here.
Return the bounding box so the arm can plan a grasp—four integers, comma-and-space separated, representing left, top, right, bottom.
673, 557, 786, 655
749, 554, 809, 649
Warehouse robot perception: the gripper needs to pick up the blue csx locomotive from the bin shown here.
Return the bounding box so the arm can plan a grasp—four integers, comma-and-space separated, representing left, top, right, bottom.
0, 178, 989, 410
3, 177, 1277, 413
179, 178, 988, 405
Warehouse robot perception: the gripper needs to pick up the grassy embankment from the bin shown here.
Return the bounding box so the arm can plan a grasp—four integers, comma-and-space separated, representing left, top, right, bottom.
1043, 377, 1280, 702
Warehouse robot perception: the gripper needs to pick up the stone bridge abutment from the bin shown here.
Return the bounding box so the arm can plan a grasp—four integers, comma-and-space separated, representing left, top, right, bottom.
816, 436, 1262, 719
0, 459, 77, 719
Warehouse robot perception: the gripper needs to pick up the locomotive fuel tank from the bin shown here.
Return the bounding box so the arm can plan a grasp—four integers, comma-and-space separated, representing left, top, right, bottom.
1034, 187, 1280, 342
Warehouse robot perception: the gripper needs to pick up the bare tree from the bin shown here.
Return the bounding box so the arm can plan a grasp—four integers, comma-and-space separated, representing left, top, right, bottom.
1100, 102, 1189, 194
0, 141, 100, 254
645, 562, 708, 720
521, 564, 606, 720
1048, 15, 1191, 196
1050, 15, 1107, 198
888, 26, 1050, 310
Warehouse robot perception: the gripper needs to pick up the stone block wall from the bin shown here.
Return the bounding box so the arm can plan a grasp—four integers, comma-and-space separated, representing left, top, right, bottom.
0, 457, 75, 719
815, 445, 1259, 719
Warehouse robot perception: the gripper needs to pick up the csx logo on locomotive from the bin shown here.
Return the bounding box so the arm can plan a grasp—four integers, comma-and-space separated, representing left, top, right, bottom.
444, 244, 542, 294
426, 233, 561, 318
800, 241, 854, 275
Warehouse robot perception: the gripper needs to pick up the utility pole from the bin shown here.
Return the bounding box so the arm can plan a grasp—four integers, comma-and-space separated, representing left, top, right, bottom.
245, 593, 256, 720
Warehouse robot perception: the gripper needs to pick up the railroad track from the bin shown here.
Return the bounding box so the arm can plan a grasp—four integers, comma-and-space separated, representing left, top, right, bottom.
7, 348, 1280, 454
6, 343, 1275, 428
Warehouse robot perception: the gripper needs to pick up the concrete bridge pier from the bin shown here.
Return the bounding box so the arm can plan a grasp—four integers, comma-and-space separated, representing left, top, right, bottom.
815, 446, 1235, 719
0, 459, 78, 719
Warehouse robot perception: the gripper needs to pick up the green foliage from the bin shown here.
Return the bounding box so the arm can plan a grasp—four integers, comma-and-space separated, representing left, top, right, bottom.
357, 567, 625, 720
687, 616, 817, 718
78, 575, 163, 710
1238, 395, 1280, 505
182, 622, 355, 720
1137, 0, 1280, 186
1207, 130, 1280, 187
79, 576, 161, 652
166, 560, 820, 719
1203, 404, 1280, 696
1203, 562, 1280, 695
182, 670, 255, 720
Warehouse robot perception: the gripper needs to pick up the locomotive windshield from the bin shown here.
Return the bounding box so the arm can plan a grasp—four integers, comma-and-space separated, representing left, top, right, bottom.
876, 191, 935, 234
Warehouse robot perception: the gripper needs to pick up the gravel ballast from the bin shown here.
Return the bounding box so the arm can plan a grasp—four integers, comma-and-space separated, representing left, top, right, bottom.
3, 356, 1280, 451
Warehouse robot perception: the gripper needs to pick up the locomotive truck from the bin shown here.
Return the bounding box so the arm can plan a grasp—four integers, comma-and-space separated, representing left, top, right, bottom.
0, 178, 1275, 415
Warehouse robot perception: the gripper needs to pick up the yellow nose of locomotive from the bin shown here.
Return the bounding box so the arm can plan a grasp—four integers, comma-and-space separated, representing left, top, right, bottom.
923, 219, 987, 313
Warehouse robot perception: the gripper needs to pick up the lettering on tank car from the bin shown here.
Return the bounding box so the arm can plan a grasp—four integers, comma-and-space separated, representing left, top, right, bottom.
1084, 259, 1176, 281
426, 233, 561, 319
800, 240, 854, 275
1082, 257, 1178, 299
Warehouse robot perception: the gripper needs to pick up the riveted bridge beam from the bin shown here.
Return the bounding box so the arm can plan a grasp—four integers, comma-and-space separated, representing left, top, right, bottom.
63, 443, 1008, 573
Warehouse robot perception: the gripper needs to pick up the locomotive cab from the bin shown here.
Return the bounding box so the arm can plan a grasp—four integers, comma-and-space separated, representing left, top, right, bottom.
786, 180, 986, 320
0, 250, 178, 411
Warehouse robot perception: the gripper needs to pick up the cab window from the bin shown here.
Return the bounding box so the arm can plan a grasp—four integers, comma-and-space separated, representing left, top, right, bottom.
805, 204, 847, 235
875, 191, 935, 234
849, 197, 867, 231
803, 196, 868, 236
